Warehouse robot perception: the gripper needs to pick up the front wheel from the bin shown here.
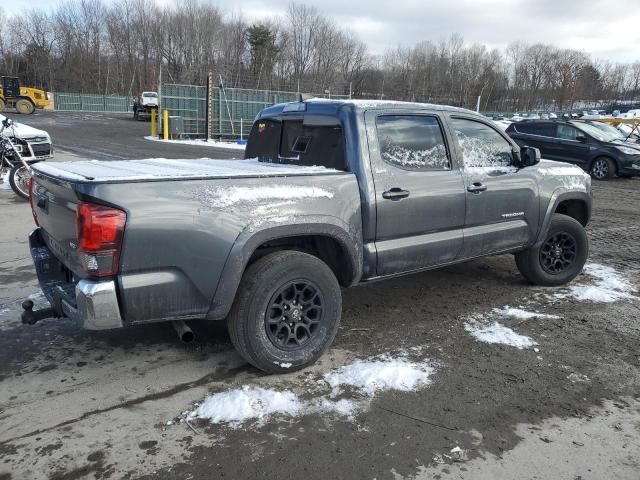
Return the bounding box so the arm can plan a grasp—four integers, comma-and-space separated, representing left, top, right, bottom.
15, 98, 35, 115
9, 164, 31, 200
227, 251, 342, 374
515, 214, 589, 286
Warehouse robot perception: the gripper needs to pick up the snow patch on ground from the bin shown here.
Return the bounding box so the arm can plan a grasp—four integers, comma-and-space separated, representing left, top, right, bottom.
554, 263, 637, 303
464, 317, 537, 349
1, 170, 10, 190
144, 136, 246, 150
493, 306, 560, 320
324, 356, 434, 395
186, 386, 302, 427
197, 185, 333, 208
186, 354, 435, 428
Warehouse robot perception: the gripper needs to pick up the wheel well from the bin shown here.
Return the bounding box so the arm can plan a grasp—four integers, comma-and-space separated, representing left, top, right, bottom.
248, 235, 355, 286
555, 199, 588, 226
17, 97, 35, 105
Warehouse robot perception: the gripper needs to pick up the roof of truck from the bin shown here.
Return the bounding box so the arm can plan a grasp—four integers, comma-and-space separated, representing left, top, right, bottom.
259, 98, 477, 118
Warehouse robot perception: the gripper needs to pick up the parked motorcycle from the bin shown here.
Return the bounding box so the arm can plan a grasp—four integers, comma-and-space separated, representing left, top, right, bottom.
0, 118, 35, 200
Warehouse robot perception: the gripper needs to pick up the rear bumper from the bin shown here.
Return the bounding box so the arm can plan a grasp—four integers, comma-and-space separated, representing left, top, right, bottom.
29, 228, 123, 330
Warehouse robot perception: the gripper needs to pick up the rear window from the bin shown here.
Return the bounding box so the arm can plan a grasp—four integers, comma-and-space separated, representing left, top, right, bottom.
245, 118, 346, 170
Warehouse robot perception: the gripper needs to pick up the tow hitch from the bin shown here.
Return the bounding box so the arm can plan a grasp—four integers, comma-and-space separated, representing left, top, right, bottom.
21, 299, 58, 325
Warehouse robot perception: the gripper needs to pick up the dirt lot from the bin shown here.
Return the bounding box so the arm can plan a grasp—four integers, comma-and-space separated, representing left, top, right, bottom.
0, 112, 639, 480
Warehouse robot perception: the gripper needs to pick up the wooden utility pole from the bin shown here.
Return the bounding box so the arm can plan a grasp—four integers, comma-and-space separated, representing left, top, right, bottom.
206, 71, 213, 140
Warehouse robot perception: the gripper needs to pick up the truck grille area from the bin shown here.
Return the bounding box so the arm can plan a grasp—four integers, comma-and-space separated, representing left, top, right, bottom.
31, 143, 51, 157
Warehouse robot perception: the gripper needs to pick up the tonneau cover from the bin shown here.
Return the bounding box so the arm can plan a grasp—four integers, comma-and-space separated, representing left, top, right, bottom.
32, 158, 341, 183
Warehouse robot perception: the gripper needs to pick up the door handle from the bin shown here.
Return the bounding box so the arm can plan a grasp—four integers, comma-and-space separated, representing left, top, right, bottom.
382, 188, 410, 200
467, 182, 487, 193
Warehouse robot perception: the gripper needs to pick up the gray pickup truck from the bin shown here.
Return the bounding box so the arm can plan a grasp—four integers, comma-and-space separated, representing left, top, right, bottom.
24, 99, 591, 373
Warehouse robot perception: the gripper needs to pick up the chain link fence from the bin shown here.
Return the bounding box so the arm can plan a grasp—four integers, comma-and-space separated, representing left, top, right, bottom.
53, 93, 133, 113
159, 81, 348, 139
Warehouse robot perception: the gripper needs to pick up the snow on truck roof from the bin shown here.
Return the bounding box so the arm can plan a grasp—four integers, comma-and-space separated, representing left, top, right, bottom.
302, 98, 476, 113
32, 158, 343, 184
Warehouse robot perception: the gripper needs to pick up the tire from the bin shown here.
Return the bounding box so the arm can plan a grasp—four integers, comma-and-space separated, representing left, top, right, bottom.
590, 157, 616, 180
227, 250, 342, 374
0, 98, 5, 111
515, 214, 589, 286
9, 164, 30, 200
15, 98, 35, 115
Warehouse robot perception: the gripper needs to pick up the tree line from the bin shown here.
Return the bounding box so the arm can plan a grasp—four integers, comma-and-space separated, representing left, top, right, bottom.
1, 0, 639, 112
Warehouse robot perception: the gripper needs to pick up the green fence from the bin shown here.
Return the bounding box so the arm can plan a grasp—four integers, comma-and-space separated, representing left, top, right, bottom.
159, 84, 208, 137
54, 93, 133, 113
160, 83, 348, 139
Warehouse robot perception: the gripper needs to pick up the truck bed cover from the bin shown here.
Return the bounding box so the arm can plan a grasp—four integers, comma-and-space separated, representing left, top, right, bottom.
32, 158, 342, 184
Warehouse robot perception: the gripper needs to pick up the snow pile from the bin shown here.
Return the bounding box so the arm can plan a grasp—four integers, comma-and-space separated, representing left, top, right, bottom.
0, 170, 10, 190
186, 386, 302, 426
557, 263, 637, 303
464, 317, 537, 349
186, 354, 435, 428
493, 307, 560, 320
197, 184, 333, 208
324, 356, 434, 395
144, 136, 246, 150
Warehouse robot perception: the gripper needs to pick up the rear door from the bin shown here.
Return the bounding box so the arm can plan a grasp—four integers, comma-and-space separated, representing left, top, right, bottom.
509, 122, 557, 157
365, 111, 466, 276
447, 116, 540, 258
551, 124, 591, 167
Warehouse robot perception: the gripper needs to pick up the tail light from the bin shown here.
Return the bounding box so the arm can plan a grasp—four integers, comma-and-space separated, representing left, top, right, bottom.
29, 177, 39, 226
76, 202, 126, 277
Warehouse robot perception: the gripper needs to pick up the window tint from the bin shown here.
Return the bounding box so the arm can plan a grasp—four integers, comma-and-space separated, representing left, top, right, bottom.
516, 122, 555, 137
556, 124, 581, 140
376, 115, 450, 170
449, 117, 513, 168
245, 118, 346, 170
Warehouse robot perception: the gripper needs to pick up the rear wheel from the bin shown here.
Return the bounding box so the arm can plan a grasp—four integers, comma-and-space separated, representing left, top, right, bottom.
9, 164, 30, 200
590, 157, 616, 180
15, 98, 35, 114
0, 98, 5, 111
227, 250, 342, 374
515, 214, 588, 286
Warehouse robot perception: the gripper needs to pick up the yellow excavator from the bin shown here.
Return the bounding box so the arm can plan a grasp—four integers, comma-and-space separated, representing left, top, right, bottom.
0, 76, 50, 114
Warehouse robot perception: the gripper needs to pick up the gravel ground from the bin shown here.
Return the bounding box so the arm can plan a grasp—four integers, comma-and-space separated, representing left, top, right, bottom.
0, 113, 638, 479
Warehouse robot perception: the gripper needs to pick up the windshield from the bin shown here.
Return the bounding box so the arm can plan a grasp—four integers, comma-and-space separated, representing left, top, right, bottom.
571, 121, 625, 142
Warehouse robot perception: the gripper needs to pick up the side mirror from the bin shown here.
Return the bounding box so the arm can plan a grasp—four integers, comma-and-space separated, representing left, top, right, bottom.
2, 118, 12, 128
519, 146, 541, 167
576, 135, 587, 143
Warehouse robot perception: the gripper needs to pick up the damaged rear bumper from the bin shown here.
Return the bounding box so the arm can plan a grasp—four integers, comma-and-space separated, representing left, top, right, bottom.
27, 228, 123, 330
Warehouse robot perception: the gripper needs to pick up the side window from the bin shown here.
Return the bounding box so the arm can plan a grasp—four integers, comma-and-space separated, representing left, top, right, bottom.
556, 124, 580, 140
376, 115, 450, 170
516, 122, 555, 137
449, 117, 513, 168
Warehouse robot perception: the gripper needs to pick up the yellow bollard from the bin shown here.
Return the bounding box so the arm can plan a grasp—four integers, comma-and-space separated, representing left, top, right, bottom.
150, 109, 157, 137
163, 109, 169, 141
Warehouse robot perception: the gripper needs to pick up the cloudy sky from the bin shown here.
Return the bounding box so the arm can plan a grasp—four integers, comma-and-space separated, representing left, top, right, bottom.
6, 0, 640, 62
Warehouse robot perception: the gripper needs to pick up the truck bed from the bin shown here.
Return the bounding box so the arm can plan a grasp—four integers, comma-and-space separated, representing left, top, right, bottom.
32, 158, 343, 183
29, 157, 362, 326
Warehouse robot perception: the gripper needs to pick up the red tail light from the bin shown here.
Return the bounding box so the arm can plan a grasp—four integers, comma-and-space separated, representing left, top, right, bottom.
76, 202, 126, 277
29, 177, 39, 226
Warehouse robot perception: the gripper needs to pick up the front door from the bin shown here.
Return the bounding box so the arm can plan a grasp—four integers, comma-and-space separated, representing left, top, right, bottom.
552, 124, 591, 167
447, 116, 540, 259
365, 111, 467, 276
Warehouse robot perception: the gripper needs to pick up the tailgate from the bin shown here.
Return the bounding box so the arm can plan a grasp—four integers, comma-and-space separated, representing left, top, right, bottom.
30, 172, 85, 277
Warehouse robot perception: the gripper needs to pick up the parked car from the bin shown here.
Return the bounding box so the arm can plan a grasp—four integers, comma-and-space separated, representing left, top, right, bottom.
23, 99, 591, 373
0, 113, 52, 161
506, 119, 640, 180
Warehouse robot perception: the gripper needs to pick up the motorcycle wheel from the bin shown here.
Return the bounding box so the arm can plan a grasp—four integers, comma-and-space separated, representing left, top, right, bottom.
9, 164, 31, 200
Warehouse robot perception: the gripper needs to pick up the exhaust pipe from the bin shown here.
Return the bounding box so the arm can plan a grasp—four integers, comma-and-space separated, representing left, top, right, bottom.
172, 320, 194, 343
